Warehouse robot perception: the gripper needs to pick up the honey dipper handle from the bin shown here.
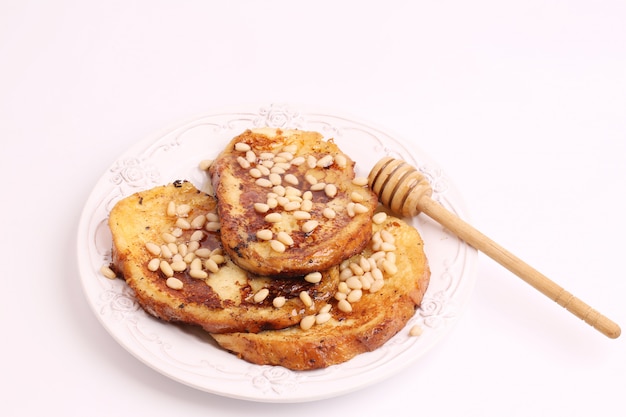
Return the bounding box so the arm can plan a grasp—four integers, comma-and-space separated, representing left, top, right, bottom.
417, 196, 621, 339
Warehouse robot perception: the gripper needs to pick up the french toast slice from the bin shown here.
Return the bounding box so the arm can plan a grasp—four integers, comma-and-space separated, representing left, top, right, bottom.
209, 128, 378, 278
211, 214, 431, 370
108, 181, 340, 334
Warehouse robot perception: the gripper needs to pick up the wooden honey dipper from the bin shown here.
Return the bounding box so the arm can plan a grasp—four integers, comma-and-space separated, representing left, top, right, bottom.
368, 156, 621, 339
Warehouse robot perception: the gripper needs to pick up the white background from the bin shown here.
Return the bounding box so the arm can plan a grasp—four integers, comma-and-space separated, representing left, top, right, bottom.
2, 0, 625, 415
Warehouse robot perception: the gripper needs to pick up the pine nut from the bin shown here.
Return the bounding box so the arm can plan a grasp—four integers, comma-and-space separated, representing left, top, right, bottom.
277, 231, 294, 246
371, 267, 384, 281
198, 159, 213, 170
176, 204, 191, 217
369, 279, 385, 293
409, 325, 423, 337
189, 257, 203, 270
175, 218, 191, 230
270, 239, 286, 253
148, 258, 161, 271
324, 183, 337, 198
382, 260, 398, 275
160, 244, 173, 259
302, 191, 312, 200
194, 248, 212, 258
273, 296, 286, 308
276, 151, 294, 161
360, 273, 373, 290
322, 207, 336, 219
265, 212, 282, 223
206, 212, 219, 222
299, 291, 313, 307
167, 242, 178, 255
352, 176, 368, 186
259, 152, 274, 160
300, 199, 313, 212
350, 191, 364, 203
353, 203, 369, 214
307, 155, 317, 168
160, 260, 174, 277
338, 299, 352, 313
305, 174, 318, 185
319, 304, 332, 314
100, 265, 117, 279
347, 202, 355, 217
237, 156, 251, 169
273, 185, 286, 196
291, 156, 305, 166
372, 212, 387, 225
381, 242, 397, 252
359, 256, 371, 272
255, 178, 273, 188
283, 201, 300, 211
189, 269, 208, 279
334, 291, 347, 301
210, 254, 226, 264
190, 230, 204, 242
335, 154, 347, 168
249, 168, 262, 178
161, 232, 176, 243
145, 242, 161, 256
310, 182, 326, 191
166, 201, 176, 217
190, 214, 206, 229
346, 276, 363, 290
254, 203, 270, 213
349, 262, 364, 276
293, 210, 311, 220
183, 252, 196, 263
304, 271, 322, 284
205, 258, 219, 273
170, 260, 187, 272
245, 150, 256, 163
347, 289, 363, 303
339, 268, 354, 281
284, 173, 298, 185
258, 165, 270, 176
316, 312, 332, 325
253, 288, 270, 303
380, 229, 395, 243
338, 282, 350, 294
166, 277, 183, 290
266, 197, 278, 209
270, 166, 285, 174
300, 315, 316, 330
302, 220, 318, 233
235, 142, 251, 152
317, 155, 334, 167
187, 241, 200, 252
268, 173, 282, 186
256, 229, 273, 241
283, 144, 298, 154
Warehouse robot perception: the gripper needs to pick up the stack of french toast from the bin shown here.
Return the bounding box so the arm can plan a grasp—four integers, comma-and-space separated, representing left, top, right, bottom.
107, 128, 430, 370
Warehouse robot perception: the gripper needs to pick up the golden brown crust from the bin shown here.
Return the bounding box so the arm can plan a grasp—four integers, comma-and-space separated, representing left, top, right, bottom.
211, 215, 430, 370
209, 128, 378, 277
109, 181, 339, 334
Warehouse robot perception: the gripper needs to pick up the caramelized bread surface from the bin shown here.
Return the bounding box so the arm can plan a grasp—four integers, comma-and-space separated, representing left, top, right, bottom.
108, 181, 339, 334
209, 128, 378, 277
211, 215, 431, 370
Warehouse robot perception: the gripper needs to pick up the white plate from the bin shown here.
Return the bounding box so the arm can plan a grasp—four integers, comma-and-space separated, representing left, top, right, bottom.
77, 104, 478, 403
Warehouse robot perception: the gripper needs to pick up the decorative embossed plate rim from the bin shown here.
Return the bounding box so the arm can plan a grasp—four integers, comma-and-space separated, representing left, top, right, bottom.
77, 104, 478, 403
